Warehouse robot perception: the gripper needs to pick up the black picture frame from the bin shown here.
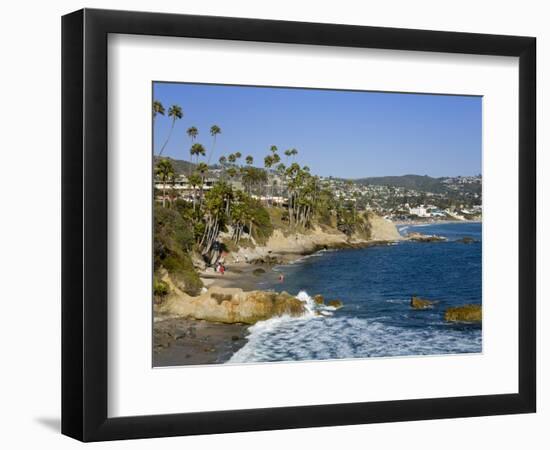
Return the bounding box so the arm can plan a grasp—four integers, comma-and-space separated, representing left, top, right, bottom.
62, 8, 536, 442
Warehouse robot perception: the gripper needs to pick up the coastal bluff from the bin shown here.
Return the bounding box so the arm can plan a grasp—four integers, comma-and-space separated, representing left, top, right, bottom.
156, 285, 306, 324
228, 214, 402, 265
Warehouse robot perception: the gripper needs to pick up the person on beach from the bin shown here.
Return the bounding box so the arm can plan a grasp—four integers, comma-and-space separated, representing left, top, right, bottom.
278, 274, 284, 283
220, 264, 225, 275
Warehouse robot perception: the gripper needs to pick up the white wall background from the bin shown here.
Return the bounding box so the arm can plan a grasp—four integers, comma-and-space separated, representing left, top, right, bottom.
0, 0, 546, 448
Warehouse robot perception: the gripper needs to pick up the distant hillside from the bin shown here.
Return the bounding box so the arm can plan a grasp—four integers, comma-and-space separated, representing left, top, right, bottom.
354, 175, 447, 193
153, 156, 195, 175
153, 156, 224, 175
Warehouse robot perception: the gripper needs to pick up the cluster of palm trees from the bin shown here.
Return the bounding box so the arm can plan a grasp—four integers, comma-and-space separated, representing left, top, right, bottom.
153, 99, 362, 261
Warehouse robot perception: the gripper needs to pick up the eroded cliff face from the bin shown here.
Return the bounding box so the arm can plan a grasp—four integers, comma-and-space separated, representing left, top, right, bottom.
367, 214, 403, 241
226, 213, 402, 264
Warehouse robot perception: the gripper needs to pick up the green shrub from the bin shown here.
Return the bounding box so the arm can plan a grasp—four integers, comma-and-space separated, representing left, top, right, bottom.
154, 204, 203, 296
247, 198, 273, 244
153, 277, 169, 298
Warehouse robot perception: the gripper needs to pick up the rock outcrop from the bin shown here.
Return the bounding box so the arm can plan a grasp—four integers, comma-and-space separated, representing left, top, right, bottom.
407, 232, 446, 242
313, 294, 325, 304
410, 296, 436, 309
444, 304, 482, 322
455, 237, 476, 244
157, 286, 306, 324
327, 299, 343, 309
368, 214, 403, 241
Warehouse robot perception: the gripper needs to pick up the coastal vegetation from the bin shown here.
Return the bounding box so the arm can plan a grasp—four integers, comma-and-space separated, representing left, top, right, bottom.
152, 99, 374, 298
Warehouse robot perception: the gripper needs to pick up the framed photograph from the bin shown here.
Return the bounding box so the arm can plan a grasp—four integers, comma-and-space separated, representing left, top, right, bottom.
62, 8, 536, 441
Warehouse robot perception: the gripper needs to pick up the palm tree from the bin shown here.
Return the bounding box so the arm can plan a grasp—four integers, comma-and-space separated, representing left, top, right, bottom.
158, 104, 183, 156
188, 173, 201, 211
155, 159, 174, 208
186, 126, 198, 142
196, 162, 209, 207
218, 155, 227, 179
190, 143, 206, 165
270, 145, 278, 154
284, 148, 298, 161
207, 125, 222, 164
185, 127, 199, 175
152, 100, 165, 127
168, 171, 178, 206
276, 162, 287, 205
264, 155, 275, 206
227, 167, 237, 179
245, 155, 254, 165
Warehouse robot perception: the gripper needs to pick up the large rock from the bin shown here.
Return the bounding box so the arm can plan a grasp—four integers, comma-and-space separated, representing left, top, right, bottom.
368, 214, 403, 241
444, 304, 482, 322
410, 296, 435, 309
158, 286, 306, 324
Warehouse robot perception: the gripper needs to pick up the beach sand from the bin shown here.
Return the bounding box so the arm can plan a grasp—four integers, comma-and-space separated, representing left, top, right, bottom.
153, 316, 249, 366
199, 261, 285, 290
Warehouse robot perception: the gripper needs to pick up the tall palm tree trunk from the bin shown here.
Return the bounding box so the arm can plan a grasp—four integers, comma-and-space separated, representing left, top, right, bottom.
207, 136, 216, 165
158, 119, 175, 156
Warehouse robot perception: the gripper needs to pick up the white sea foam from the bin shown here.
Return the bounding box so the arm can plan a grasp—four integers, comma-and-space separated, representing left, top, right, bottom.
385, 298, 409, 304
228, 293, 481, 364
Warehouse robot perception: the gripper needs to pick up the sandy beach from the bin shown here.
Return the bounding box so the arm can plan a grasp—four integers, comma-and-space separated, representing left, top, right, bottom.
199, 261, 278, 290
153, 316, 249, 366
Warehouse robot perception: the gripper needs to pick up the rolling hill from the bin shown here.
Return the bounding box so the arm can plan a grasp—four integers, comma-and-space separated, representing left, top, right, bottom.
354, 175, 447, 192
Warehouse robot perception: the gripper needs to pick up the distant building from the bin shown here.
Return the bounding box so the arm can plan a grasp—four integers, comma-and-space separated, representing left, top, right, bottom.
409, 205, 429, 217
154, 174, 216, 200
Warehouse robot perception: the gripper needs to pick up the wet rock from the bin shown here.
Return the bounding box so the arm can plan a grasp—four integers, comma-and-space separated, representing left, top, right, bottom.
313, 294, 325, 304
445, 304, 482, 322
327, 299, 343, 309
455, 237, 476, 244
252, 268, 266, 276
410, 296, 435, 309
407, 232, 446, 242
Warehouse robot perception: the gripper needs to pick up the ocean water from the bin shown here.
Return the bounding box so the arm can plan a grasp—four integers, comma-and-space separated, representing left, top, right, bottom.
229, 222, 482, 364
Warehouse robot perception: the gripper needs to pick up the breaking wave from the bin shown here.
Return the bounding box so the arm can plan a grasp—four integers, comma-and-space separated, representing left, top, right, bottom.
228, 291, 481, 364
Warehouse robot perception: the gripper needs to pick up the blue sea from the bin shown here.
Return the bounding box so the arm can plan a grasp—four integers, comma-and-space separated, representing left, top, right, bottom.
229, 222, 482, 364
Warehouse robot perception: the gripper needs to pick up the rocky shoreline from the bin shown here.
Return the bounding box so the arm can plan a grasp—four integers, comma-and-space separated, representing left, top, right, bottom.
153, 283, 345, 366
153, 218, 476, 366
394, 218, 482, 226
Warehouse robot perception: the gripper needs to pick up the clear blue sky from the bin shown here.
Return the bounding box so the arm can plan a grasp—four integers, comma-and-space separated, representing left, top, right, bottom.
153, 82, 481, 179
